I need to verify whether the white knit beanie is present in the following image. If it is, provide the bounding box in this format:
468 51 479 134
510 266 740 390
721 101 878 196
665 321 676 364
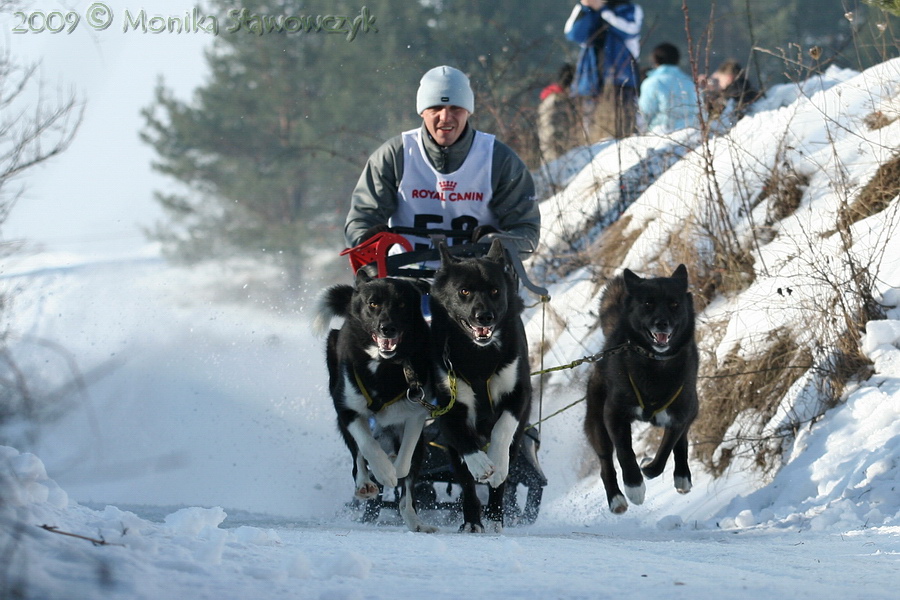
416 66 475 115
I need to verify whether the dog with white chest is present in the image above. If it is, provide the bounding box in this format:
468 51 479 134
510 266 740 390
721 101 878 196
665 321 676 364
428 240 533 533
314 271 436 533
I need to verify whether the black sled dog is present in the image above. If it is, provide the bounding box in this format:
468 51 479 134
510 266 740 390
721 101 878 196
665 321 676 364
314 271 437 533
584 265 699 514
429 240 532 533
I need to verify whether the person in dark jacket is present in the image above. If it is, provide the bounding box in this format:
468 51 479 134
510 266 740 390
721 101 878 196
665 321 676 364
345 66 540 257
564 0 643 140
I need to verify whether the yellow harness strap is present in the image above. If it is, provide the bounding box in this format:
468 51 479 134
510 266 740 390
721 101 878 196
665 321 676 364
353 368 404 412
433 367 494 418
627 371 683 418
429 370 457 417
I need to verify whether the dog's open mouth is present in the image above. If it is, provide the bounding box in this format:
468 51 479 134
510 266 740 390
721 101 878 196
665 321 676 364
462 319 495 345
372 334 401 357
650 330 671 349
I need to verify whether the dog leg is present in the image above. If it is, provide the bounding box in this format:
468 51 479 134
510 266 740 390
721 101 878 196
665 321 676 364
393 411 427 480
597 450 629 514
398 477 438 533
353 453 379 499
485 411 519 488
584 385 630 513
482 483 505 534
450 449 485 533
608 415 646 506
672 429 692 494
348 418 398 489
640 423 687 480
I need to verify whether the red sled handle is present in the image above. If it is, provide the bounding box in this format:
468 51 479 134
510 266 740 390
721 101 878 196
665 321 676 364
339 232 413 278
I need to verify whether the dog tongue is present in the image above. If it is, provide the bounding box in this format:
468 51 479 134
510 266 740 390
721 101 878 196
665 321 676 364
653 332 670 346
475 326 493 339
375 335 399 352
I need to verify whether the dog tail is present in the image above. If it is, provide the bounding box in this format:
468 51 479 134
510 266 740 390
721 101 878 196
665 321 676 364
599 276 626 339
311 284 354 336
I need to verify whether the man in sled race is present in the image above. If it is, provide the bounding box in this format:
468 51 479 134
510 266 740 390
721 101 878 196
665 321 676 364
344 65 541 259
338 66 548 530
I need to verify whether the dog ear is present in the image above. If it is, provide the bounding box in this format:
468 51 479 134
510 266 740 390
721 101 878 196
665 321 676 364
671 264 689 294
671 264 688 281
486 238 506 263
622 268 641 293
355 268 373 286
438 241 456 267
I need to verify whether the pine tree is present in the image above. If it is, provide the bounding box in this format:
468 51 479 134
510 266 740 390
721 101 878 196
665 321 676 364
143 1 333 280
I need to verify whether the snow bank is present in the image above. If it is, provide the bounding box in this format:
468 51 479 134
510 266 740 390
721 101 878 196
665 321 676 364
0 447 318 599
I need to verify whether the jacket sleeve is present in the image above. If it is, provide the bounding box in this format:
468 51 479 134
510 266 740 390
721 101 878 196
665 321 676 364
564 4 600 45
343 136 404 248
599 5 642 37
489 140 541 254
638 73 660 123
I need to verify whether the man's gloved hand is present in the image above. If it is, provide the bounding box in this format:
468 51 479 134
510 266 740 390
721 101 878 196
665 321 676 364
470 225 500 242
359 223 390 243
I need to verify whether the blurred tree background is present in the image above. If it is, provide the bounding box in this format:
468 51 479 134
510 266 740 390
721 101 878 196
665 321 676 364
141 0 894 285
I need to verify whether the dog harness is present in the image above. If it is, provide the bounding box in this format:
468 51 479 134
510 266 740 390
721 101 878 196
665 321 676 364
627 370 683 421
352 367 406 413
353 361 455 418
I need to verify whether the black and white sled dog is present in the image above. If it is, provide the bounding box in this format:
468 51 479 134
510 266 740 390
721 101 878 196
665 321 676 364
314 270 437 533
584 265 699 514
429 240 532 533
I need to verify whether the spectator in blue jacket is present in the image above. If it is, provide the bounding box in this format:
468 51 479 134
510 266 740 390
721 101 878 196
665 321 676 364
638 43 699 134
564 0 643 140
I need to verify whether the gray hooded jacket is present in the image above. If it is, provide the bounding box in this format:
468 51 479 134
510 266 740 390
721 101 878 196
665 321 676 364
344 124 540 254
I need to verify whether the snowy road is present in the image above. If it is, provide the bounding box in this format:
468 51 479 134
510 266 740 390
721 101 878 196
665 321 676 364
3 257 898 599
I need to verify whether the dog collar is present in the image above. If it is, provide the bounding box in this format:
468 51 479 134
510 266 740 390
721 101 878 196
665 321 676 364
627 341 682 361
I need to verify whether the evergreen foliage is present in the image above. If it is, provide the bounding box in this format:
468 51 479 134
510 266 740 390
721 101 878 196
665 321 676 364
864 0 900 17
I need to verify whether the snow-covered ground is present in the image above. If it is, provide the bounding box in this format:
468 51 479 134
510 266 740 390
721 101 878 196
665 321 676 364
2 59 900 599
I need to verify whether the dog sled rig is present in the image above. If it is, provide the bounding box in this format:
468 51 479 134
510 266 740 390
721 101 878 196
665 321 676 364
340 226 550 526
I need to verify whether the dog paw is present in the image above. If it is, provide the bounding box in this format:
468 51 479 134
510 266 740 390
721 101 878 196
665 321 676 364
399 497 438 533
459 522 485 533
674 475 692 494
366 449 398 488
609 495 628 514
485 467 508 488
624 481 646 505
485 452 508 487
463 451 495 483
403 516 439 534
393 460 410 480
640 458 664 479
355 482 379 499
482 519 503 534
368 455 398 489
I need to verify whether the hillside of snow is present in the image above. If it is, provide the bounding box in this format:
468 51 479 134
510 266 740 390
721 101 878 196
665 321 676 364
2 59 900 599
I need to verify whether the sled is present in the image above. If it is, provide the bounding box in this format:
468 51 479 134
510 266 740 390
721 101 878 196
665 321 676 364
340 226 550 298
341 226 549 526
